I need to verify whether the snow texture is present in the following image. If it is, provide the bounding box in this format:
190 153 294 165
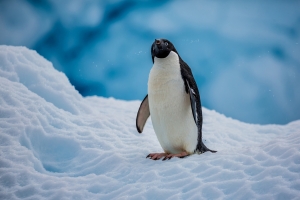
0 45 300 199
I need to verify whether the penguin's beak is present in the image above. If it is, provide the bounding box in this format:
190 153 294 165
152 40 160 55
155 39 161 45
154 39 166 51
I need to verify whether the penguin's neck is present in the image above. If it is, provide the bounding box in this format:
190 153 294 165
153 51 180 71
151 51 181 82
148 51 183 94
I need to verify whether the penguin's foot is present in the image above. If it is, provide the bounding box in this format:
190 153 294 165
146 153 167 160
162 152 189 161
146 152 189 160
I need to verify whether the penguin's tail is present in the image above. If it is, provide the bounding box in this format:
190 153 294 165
195 142 217 154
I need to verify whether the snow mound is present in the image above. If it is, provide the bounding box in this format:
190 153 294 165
0 45 299 199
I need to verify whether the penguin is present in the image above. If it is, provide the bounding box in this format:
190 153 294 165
136 39 216 160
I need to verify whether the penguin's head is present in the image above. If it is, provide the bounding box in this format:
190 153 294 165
151 39 178 62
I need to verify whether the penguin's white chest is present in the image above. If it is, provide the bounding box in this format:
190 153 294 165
148 52 198 154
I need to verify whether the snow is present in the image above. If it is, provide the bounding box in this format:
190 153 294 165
0 45 300 199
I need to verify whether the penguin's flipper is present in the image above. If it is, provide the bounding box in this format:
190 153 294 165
136 95 150 133
186 81 198 124
185 80 217 154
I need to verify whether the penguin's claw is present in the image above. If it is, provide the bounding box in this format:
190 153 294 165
162 156 172 161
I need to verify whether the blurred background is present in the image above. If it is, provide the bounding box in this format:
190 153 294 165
1 0 299 125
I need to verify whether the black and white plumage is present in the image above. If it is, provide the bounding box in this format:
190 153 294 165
136 39 216 160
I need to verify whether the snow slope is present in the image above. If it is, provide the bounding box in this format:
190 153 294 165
0 45 300 199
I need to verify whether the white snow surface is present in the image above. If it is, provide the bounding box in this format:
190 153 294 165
0 45 300 199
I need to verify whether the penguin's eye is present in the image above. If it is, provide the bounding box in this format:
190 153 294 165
165 42 168 46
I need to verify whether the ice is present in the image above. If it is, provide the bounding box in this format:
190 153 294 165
1 0 300 124
0 45 300 199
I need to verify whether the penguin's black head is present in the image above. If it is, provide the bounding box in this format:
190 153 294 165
151 39 178 63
